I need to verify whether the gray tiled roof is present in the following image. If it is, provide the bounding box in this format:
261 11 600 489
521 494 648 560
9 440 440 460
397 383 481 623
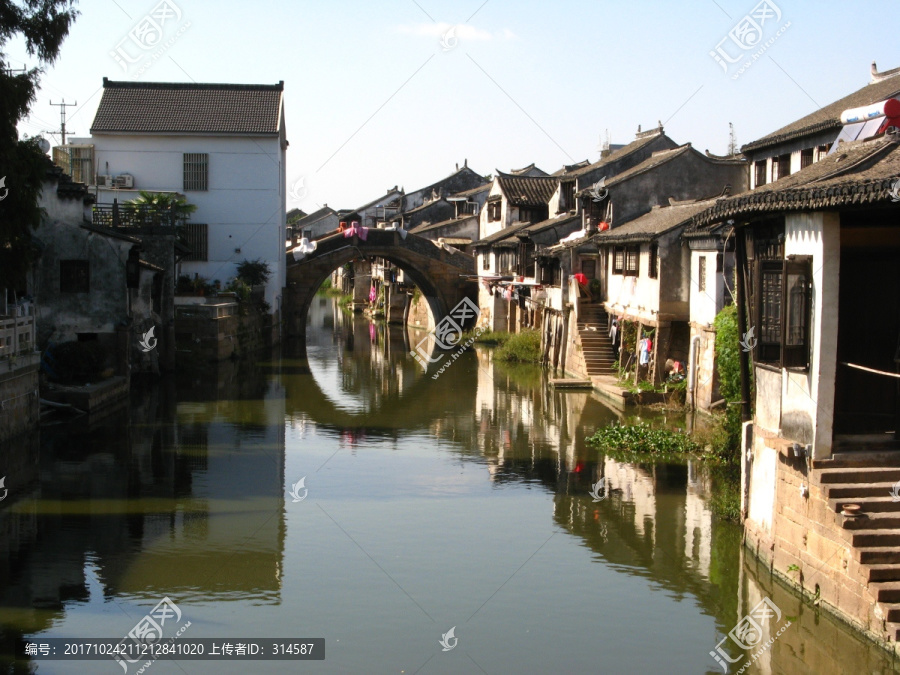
516 213 580 237
496 172 559 206
693 132 900 226
567 131 668 178
409 214 478 235
450 182 492 198
91 78 284 134
596 199 718 243
293 206 337 228
475 220 533 246
742 71 900 153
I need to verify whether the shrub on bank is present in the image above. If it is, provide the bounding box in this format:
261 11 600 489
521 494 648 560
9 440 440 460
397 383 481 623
494 330 541 363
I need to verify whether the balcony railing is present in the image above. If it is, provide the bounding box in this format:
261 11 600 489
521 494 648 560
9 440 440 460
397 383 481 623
92 201 177 229
0 310 35 358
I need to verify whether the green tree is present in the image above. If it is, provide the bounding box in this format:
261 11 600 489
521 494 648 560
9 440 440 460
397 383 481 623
713 304 741 403
0 0 80 292
126 190 197 225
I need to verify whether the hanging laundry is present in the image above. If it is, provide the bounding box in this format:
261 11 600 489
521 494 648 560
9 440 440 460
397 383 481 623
639 337 652 366
343 221 369 240
369 285 377 303
291 237 317 261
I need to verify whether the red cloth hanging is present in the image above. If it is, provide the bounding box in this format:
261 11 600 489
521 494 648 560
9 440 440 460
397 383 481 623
573 273 588 285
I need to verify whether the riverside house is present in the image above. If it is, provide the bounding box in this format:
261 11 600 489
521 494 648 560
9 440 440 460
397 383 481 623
53 78 288 318
694 120 900 648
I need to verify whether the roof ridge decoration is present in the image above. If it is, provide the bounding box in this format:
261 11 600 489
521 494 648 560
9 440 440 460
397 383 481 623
872 61 900 84
635 121 664 139
102 77 284 91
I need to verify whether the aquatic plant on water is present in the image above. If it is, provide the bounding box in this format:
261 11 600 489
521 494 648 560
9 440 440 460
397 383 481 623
586 421 700 457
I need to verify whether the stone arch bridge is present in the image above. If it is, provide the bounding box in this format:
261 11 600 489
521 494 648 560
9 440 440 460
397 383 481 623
283 229 476 342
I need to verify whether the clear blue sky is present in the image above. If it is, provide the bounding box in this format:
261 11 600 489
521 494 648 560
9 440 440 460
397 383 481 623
10 0 900 212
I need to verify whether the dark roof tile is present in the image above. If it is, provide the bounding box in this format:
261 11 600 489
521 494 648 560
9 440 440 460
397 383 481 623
91 79 284 135
496 172 558 206
742 71 900 153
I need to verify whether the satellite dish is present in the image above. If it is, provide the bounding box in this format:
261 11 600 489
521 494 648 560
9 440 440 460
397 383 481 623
37 137 51 154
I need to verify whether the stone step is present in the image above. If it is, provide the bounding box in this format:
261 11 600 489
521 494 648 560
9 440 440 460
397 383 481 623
859 547 900 565
866 564 900 582
885 621 900 642
841 512 900 530
815 451 900 468
818 466 900 484
884 603 900 622
830 496 900 514
826 482 900 499
871 581 900 603
851 530 900 548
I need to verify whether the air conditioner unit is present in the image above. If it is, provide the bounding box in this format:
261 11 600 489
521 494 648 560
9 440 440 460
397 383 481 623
114 174 134 188
96 175 113 187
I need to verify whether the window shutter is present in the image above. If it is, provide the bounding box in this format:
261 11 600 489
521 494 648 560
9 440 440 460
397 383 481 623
757 260 783 364
782 255 812 369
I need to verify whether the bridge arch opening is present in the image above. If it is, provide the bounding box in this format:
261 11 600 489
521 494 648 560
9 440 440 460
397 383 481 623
283 230 477 350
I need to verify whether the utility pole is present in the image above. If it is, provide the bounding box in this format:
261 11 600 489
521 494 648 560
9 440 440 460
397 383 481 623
49 99 77 145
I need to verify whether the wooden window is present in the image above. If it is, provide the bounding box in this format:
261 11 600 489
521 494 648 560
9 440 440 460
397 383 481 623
817 144 831 161
773 153 791 181
559 181 575 213
181 223 208 261
183 153 209 191
624 246 639 277
698 256 707 292
539 259 561 286
498 250 516 274
716 252 723 273
649 244 658 279
487 201 501 222
757 260 783 363
754 160 767 187
800 148 814 169
754 255 811 369
612 246 625 275
482 252 491 271
782 257 812 369
60 260 90 293
517 242 535 278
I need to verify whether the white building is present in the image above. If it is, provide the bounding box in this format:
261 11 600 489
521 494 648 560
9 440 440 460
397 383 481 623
60 78 288 313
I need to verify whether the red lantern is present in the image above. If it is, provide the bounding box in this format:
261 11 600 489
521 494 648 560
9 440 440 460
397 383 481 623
598 221 610 231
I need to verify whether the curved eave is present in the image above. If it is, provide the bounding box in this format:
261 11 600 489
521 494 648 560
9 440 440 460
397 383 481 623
691 178 900 227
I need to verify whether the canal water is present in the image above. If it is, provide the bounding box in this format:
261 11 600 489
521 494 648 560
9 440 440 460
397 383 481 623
0 295 897 674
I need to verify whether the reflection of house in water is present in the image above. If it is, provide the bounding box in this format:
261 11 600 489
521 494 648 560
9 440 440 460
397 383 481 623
0 362 287 648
